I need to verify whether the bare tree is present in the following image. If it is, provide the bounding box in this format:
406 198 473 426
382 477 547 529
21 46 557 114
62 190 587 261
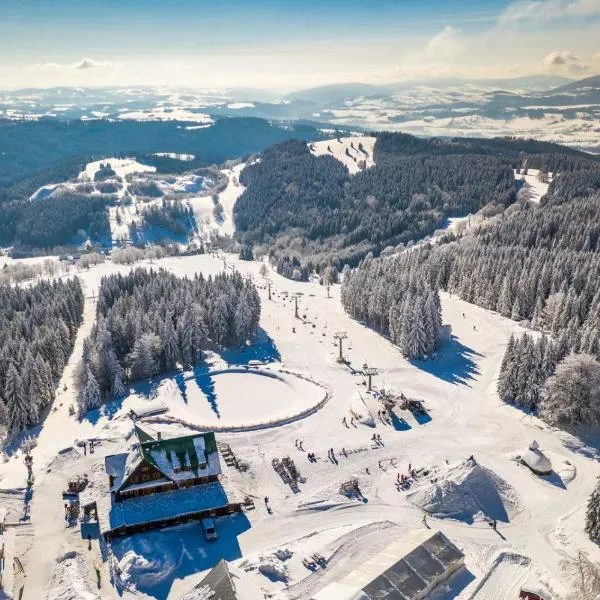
562 550 600 600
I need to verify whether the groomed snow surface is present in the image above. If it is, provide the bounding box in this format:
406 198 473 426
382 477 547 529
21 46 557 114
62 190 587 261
2 251 600 600
135 367 326 430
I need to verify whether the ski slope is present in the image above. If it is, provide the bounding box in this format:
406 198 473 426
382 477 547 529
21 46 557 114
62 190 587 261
187 162 246 242
0 251 599 599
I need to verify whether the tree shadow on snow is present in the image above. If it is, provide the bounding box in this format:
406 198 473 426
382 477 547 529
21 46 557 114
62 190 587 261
218 327 280 366
410 337 482 386
84 396 124 425
111 513 250 600
174 371 189 405
192 366 220 418
561 426 600 461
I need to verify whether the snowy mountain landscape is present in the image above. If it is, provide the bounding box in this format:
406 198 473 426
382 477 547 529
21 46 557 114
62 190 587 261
0 126 599 600
3 74 600 152
2 1 600 599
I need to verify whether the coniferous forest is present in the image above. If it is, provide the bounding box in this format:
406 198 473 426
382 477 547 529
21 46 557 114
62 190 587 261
0 279 84 432
78 268 261 414
0 117 326 251
234 133 600 276
341 253 442 359
340 146 600 428
234 137 517 273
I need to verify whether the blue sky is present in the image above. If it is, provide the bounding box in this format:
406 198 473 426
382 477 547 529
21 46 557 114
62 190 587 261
0 0 598 89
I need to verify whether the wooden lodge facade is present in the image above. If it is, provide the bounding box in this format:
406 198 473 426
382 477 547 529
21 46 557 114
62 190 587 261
84 425 243 540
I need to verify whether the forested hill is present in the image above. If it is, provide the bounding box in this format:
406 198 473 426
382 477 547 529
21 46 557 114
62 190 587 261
0 117 323 252
342 149 600 429
235 133 597 277
0 117 322 202
373 132 594 163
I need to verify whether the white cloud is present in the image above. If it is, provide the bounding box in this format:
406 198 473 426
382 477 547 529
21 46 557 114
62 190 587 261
500 0 600 24
30 57 113 72
543 50 590 74
374 27 464 81
544 50 579 65
74 58 112 70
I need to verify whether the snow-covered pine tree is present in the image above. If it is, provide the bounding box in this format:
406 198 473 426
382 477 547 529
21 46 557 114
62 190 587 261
4 364 28 432
81 366 102 414
210 294 232 346
235 291 253 345
162 314 179 372
129 334 162 380
586 478 600 544
0 396 8 430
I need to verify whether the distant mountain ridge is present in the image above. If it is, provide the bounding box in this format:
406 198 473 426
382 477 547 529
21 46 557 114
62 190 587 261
282 75 574 105
552 74 600 93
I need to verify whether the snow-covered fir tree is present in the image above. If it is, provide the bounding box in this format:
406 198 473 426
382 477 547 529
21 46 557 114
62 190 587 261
80 366 102 415
586 478 600 544
497 333 562 411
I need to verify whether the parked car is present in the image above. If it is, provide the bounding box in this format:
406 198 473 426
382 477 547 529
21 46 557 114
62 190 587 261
202 518 218 541
520 589 547 600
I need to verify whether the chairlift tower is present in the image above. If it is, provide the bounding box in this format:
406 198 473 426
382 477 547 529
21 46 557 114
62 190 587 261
362 363 378 391
334 331 348 362
264 278 272 301
292 292 303 319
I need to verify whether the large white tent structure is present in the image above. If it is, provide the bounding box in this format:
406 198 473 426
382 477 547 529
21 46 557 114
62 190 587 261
312 530 464 600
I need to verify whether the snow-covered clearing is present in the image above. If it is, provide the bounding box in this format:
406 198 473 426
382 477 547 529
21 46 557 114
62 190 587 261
153 153 195 161
2 252 600 599
309 136 376 174
188 162 246 242
116 108 214 124
514 168 553 203
79 158 156 183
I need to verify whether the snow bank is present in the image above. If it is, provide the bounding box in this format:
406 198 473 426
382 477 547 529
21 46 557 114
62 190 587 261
115 544 179 592
43 552 100 600
408 459 518 523
255 553 290 582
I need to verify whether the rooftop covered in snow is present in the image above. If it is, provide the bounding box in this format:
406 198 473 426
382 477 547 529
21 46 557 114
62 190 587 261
181 559 265 600
313 530 464 600
105 426 221 495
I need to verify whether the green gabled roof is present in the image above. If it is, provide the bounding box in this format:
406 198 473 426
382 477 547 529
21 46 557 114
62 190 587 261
138 431 219 481
134 424 156 443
